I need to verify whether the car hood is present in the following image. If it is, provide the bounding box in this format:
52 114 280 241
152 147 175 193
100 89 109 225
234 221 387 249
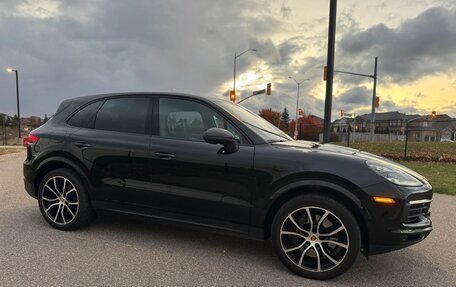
271 140 428 182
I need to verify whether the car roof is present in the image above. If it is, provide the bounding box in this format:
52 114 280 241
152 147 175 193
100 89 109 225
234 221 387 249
69 92 210 103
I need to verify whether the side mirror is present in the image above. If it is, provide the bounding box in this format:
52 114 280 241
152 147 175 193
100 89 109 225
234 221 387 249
203 128 239 154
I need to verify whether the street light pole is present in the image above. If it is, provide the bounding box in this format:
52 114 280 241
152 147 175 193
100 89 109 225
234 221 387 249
233 48 256 102
334 57 378 142
289 77 310 139
7 68 21 139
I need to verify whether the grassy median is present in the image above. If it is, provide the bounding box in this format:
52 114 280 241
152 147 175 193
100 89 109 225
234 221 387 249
334 141 456 162
400 162 456 195
332 141 456 195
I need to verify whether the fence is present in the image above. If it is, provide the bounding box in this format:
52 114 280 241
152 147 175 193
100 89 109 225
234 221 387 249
321 132 406 143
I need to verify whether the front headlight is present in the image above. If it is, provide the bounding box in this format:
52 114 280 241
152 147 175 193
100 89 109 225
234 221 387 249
366 160 423 187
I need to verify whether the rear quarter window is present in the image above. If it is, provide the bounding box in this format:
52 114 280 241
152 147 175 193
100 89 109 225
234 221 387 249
67 101 104 128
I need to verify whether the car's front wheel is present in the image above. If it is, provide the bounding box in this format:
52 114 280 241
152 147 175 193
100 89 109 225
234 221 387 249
38 168 95 230
272 194 361 280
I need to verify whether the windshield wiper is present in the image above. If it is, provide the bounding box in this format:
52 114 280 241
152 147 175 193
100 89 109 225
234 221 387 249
242 121 291 141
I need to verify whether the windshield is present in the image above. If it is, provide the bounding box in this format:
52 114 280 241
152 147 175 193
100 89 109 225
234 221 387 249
214 100 293 143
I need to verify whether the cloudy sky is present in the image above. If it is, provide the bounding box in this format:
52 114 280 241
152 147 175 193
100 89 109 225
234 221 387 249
1 0 455 120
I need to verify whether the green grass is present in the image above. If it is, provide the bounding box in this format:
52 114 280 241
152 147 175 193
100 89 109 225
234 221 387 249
334 141 456 162
332 142 456 195
400 162 456 195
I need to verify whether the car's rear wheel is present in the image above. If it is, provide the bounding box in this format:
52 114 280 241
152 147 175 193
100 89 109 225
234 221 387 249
38 168 95 230
272 194 361 280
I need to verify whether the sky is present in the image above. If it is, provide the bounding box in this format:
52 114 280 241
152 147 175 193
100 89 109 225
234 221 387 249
0 0 455 120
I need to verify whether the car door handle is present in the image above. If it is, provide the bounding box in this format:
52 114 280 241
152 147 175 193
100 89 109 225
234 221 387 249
74 142 91 149
154 152 175 160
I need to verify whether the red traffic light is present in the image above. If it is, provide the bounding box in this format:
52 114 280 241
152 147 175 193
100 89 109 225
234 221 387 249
230 90 236 103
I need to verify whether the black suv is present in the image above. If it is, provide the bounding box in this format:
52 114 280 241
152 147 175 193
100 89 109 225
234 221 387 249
23 93 433 280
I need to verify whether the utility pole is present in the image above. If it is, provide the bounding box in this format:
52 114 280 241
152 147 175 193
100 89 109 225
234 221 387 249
370 57 378 142
323 0 337 143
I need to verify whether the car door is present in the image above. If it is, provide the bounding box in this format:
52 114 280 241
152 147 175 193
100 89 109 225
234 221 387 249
66 96 153 206
147 96 256 229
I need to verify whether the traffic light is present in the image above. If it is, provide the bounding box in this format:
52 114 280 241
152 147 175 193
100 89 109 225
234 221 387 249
375 96 380 108
266 83 271 95
340 109 344 117
230 90 236 103
431 111 436 119
324 66 327 81
298 108 303 116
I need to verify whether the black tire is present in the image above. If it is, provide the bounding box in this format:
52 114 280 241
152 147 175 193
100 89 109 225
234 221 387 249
37 168 95 230
271 194 361 280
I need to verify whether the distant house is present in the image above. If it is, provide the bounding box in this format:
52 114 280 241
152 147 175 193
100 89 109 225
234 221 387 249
354 112 418 135
407 114 456 142
331 117 353 133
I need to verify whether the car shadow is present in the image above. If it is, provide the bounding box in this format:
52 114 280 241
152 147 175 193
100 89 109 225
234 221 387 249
8 207 452 286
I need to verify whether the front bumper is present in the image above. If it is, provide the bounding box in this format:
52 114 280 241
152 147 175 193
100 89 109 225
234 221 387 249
363 181 433 255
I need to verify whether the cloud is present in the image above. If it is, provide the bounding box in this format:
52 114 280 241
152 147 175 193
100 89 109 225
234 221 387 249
338 7 456 84
337 86 372 106
0 1 454 122
0 0 285 116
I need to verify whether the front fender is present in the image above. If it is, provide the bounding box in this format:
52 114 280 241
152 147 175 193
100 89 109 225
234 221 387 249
252 177 372 241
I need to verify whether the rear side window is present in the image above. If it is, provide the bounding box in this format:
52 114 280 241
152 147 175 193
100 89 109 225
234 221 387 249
94 97 150 134
68 101 104 128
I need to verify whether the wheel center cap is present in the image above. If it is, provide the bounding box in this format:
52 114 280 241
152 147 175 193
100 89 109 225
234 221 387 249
310 235 317 241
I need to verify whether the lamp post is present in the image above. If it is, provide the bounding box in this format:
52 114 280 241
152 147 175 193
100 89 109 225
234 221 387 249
6 68 21 139
233 48 256 102
289 77 310 140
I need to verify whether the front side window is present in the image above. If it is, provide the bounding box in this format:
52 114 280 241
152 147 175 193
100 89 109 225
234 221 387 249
213 100 293 143
159 98 244 143
94 97 150 134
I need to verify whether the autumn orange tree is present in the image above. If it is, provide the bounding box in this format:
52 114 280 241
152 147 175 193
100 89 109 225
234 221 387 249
289 114 324 141
258 108 281 127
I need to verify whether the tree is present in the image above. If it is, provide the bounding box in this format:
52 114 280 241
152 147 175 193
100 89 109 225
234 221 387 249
279 107 290 133
289 114 324 141
258 108 281 127
12 114 19 127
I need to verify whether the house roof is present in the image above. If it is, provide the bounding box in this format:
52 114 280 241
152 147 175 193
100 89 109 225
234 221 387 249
357 111 409 121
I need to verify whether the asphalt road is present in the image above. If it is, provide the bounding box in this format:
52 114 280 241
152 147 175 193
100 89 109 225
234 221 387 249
1 151 455 287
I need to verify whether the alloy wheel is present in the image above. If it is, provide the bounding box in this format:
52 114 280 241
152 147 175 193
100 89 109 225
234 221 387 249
280 206 349 272
41 176 79 225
